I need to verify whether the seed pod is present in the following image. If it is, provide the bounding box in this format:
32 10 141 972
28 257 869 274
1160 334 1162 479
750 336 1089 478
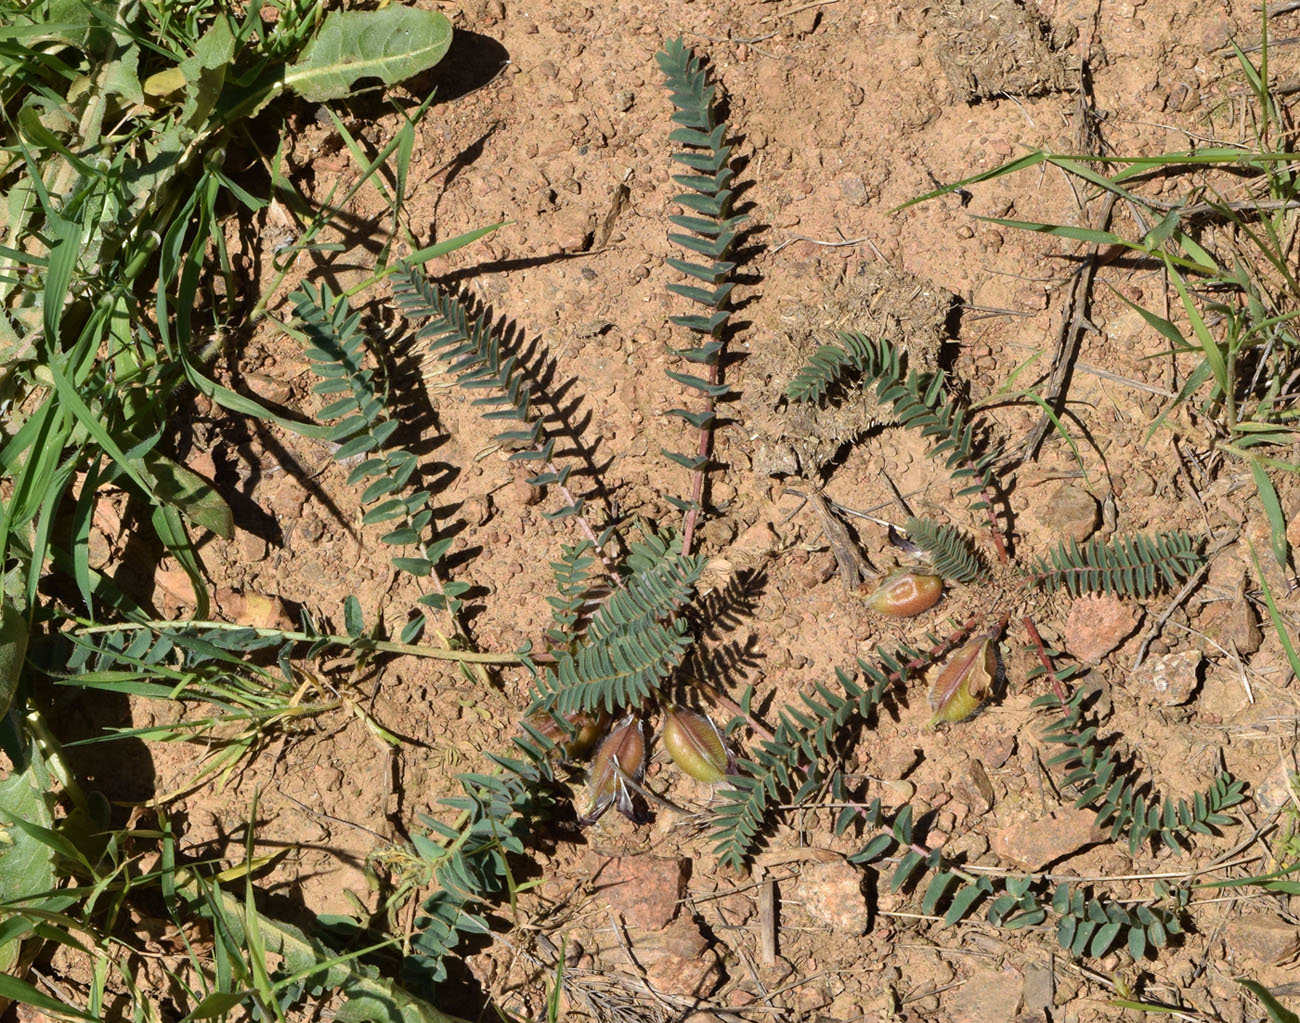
663 705 731 783
525 708 608 759
864 570 943 617
581 714 646 824
928 635 997 726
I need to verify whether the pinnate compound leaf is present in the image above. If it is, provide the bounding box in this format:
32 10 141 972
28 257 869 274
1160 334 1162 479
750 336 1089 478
285 8 453 101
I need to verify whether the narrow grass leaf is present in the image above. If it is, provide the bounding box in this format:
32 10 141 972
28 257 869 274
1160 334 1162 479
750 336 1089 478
149 504 210 619
1163 258 1227 396
891 149 1050 211
975 216 1128 248
0 973 98 1021
1249 457 1290 568
188 992 251 1019
1236 979 1300 1023
1145 360 1212 444
1247 540 1300 685
1107 283 1187 351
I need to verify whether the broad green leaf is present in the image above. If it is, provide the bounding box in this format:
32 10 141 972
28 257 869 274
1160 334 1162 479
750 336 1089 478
139 451 234 539
0 588 26 720
284 8 453 102
143 66 187 100
102 42 144 105
178 17 235 131
0 741 56 976
1 0 107 50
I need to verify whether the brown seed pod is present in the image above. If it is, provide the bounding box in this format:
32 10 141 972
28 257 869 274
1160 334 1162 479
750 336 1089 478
928 635 997 726
864 570 943 617
525 708 609 759
581 714 646 824
663 705 731 783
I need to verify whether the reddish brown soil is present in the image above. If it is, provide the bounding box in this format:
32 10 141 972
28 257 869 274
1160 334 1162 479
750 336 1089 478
78 0 1300 1020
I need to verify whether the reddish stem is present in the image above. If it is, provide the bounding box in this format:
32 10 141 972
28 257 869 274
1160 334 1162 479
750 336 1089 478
982 497 1009 564
679 358 719 558
1022 615 1069 705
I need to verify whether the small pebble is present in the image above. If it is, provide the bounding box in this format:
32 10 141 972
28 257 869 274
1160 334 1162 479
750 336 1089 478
1132 649 1202 706
1041 483 1099 543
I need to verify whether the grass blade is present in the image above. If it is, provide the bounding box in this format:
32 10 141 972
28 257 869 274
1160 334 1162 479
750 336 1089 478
1248 540 1300 686
1249 457 1290 568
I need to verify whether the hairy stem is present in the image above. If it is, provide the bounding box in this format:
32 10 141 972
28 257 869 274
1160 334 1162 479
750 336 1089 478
680 361 719 557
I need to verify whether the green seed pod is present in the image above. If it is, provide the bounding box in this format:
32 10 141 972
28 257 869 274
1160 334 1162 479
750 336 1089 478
582 714 646 824
928 635 996 726
663 705 730 783
864 570 943 617
525 708 608 759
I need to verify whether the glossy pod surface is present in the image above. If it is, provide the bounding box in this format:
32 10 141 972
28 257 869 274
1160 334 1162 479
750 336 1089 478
865 570 943 617
663 705 729 783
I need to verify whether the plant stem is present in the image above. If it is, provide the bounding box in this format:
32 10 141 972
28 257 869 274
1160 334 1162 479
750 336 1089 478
1022 615 1069 704
680 360 718 557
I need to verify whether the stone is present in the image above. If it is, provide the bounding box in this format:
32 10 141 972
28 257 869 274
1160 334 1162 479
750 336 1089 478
794 857 867 934
511 472 542 507
1064 593 1140 664
1224 912 1300 967
1041 484 1099 543
991 806 1104 871
792 7 820 35
236 528 268 563
245 370 291 404
950 966 1024 1023
954 758 995 815
1021 962 1055 1012
638 916 722 998
839 174 870 206
1219 598 1263 655
1132 649 1202 707
592 854 688 930
1254 763 1300 813
553 208 593 253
